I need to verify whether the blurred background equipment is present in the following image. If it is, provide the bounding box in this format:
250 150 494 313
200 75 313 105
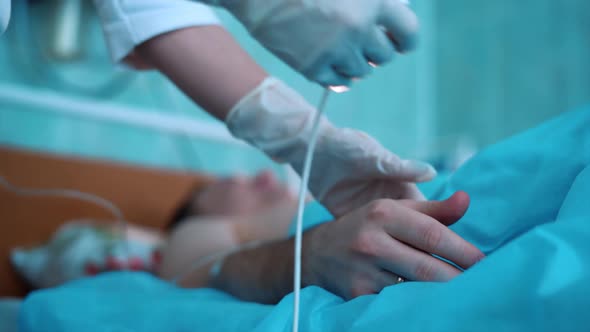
50 0 84 61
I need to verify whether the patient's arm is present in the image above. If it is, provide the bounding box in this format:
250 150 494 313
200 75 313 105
210 237 295 303
210 194 484 303
157 217 240 287
135 26 267 121
157 211 293 287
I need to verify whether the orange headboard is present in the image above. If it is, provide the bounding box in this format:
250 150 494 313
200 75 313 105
0 145 212 297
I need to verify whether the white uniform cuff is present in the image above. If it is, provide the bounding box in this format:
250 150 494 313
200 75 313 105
95 0 220 64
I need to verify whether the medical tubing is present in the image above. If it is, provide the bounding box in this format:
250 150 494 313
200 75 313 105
292 89 331 332
0 175 130 268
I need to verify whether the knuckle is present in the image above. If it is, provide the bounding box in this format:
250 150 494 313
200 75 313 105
338 9 374 36
460 243 483 268
420 225 443 251
402 13 420 37
414 261 437 281
457 243 473 265
366 199 395 222
342 12 365 32
389 6 420 49
350 230 379 256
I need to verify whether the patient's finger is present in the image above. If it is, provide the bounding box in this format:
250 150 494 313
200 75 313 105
384 206 484 269
375 234 462 281
374 269 407 291
398 191 470 226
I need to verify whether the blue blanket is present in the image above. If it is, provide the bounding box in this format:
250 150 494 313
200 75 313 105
20 107 590 332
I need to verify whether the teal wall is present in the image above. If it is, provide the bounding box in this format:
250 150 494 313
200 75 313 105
435 0 590 150
0 1 589 176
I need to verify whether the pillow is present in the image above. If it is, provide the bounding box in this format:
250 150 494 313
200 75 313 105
11 220 162 289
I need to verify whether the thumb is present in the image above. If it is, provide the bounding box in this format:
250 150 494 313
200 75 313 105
398 191 470 226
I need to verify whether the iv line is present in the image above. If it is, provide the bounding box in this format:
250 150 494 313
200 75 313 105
0 175 130 267
292 88 331 332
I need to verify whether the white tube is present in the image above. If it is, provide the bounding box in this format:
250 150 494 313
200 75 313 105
292 89 330 332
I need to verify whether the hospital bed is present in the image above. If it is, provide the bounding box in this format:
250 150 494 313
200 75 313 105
6 107 590 332
0 145 213 326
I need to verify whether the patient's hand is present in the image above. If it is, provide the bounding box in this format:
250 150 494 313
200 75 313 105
302 191 485 299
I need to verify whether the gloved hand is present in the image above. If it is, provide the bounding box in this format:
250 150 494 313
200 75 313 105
226 77 436 217
204 0 418 87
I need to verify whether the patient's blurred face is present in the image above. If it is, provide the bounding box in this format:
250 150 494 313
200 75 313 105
191 170 294 217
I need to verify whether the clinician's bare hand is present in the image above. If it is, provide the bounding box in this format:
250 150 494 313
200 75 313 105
302 191 484 299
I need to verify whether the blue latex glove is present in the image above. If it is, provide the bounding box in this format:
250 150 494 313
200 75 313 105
206 0 418 87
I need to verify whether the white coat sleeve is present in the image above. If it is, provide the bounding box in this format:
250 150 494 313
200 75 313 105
93 0 220 64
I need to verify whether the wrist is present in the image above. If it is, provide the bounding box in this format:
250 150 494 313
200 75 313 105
225 77 334 162
208 239 295 303
300 226 320 287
